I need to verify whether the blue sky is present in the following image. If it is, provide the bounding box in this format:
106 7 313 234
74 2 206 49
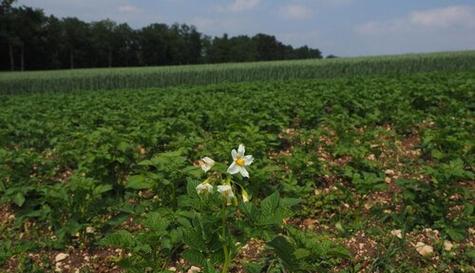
19 0 475 56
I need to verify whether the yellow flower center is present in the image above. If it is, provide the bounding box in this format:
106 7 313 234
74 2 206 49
235 157 245 167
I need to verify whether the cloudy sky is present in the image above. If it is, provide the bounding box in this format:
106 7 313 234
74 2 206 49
18 0 475 56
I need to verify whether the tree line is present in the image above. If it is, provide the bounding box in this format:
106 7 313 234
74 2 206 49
0 0 323 71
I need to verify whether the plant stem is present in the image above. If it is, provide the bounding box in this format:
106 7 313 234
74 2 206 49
222 244 230 273
221 204 230 273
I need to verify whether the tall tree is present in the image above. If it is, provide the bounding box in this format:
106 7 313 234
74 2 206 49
0 1 324 71
43 16 63 69
61 17 90 69
91 19 116 67
208 34 231 63
114 23 137 67
13 6 46 70
139 23 170 65
0 0 18 70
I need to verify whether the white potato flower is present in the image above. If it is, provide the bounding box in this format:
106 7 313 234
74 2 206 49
217 184 235 205
196 182 213 195
227 144 254 178
198 157 215 173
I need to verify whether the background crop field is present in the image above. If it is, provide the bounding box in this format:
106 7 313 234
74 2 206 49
0 56 474 273
1 50 475 95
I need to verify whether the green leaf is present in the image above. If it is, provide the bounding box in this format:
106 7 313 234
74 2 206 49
445 227 465 241
13 192 25 207
335 222 345 233
126 175 153 190
244 262 265 273
142 212 170 232
465 249 475 261
93 184 113 195
99 230 136 249
268 235 299 269
182 249 206 266
118 141 129 152
261 191 280 215
294 248 310 259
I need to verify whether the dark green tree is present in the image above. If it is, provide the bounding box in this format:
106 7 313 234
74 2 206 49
0 0 19 70
61 17 90 69
0 1 323 71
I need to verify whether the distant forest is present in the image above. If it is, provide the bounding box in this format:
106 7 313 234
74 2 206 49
0 0 324 71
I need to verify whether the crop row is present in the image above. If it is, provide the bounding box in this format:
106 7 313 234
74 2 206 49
1 51 475 94
0 72 474 272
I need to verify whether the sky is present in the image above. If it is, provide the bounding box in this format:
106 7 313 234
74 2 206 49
18 0 475 57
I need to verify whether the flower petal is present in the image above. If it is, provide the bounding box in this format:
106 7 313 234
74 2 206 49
200 157 215 172
227 162 240 174
244 155 254 166
217 184 232 193
239 167 249 178
196 182 213 194
231 149 238 160
238 144 245 157
202 157 215 165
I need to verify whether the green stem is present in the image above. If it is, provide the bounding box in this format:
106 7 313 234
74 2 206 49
221 204 231 273
222 244 230 273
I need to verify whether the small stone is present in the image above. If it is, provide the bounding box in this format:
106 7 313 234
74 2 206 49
55 262 63 273
168 267 177 272
444 240 454 251
86 226 95 234
303 218 317 229
415 242 433 257
55 253 69 262
367 154 376 161
391 229 402 239
187 266 201 273
385 169 395 176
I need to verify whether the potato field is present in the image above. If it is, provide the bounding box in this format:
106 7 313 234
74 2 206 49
0 53 474 273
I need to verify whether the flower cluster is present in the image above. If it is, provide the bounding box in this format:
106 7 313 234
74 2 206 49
195 144 254 205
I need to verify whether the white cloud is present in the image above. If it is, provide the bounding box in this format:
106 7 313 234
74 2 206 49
228 0 261 12
356 5 475 35
410 5 475 28
355 20 405 35
280 4 314 20
118 4 140 13
352 5 475 56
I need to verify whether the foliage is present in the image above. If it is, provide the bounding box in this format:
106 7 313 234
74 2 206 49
0 2 321 72
0 70 474 272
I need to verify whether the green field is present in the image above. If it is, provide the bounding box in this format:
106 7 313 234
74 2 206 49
1 50 475 94
0 54 474 273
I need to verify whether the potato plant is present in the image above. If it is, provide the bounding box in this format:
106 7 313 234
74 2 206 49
0 70 474 272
